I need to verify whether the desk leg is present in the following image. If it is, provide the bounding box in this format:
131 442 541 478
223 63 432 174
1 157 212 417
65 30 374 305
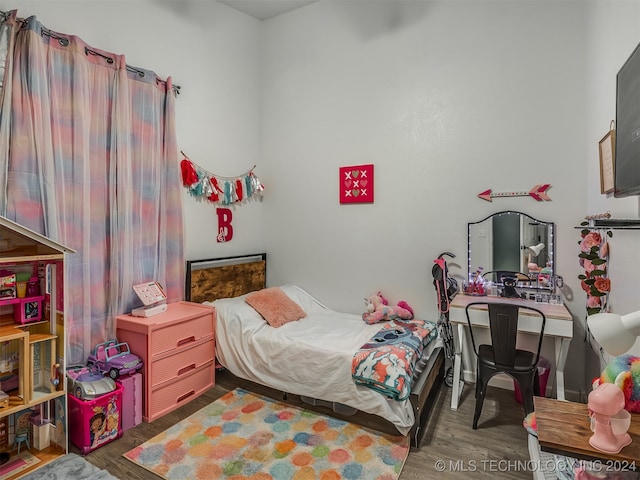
553 337 570 401
451 323 466 410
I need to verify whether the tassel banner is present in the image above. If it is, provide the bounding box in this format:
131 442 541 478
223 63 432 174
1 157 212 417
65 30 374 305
180 152 265 206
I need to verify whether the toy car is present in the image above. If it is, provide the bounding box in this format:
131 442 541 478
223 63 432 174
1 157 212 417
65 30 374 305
66 365 116 400
87 340 143 380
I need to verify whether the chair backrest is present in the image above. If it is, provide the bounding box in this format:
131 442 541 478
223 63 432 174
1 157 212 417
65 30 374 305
465 301 546 367
106 341 119 357
96 344 106 361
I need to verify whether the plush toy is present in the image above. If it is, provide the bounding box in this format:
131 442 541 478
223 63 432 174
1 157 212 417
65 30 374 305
362 291 414 324
593 354 640 413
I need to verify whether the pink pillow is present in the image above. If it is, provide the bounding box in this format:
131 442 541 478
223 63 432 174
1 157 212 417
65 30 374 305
245 287 307 327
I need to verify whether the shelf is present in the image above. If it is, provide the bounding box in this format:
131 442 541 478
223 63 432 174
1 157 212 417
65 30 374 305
0 325 28 341
0 295 43 307
575 218 640 229
0 390 65 418
29 333 57 344
0 253 63 263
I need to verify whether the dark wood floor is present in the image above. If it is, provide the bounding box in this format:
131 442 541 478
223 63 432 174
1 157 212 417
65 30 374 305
76 370 533 479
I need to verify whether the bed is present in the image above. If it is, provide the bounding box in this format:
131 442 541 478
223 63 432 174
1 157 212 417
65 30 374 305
185 253 444 447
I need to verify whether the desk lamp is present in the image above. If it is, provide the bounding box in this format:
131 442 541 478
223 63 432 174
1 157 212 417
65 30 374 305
526 242 545 271
526 242 545 258
587 310 640 356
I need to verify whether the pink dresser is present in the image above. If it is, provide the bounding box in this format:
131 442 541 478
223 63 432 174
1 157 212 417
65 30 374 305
116 301 215 422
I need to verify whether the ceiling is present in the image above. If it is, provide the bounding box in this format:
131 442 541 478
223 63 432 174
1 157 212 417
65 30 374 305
217 0 320 20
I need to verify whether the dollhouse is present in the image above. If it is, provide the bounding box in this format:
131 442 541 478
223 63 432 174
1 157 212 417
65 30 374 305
0 216 74 479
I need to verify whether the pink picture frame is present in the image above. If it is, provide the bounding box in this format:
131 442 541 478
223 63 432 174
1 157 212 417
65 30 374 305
339 164 374 204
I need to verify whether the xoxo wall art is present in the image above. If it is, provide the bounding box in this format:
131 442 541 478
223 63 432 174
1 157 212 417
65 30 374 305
339 164 374 204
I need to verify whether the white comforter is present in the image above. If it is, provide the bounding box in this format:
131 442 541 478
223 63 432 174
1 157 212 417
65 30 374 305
208 284 436 435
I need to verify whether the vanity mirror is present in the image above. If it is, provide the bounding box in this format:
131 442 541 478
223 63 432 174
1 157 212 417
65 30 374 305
468 211 555 293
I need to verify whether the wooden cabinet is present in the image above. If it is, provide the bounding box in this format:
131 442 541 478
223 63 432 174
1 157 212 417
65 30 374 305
115 302 215 422
0 215 74 479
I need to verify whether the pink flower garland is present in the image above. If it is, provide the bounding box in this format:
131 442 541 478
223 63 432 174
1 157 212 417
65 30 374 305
578 224 613 316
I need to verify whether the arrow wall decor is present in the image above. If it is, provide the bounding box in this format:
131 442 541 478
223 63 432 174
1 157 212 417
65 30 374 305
477 184 551 202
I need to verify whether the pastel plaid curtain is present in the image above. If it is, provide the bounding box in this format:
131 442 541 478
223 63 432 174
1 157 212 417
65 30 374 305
0 11 184 364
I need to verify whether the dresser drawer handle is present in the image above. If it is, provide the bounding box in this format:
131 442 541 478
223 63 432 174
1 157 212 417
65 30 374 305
177 390 195 403
176 336 196 347
177 364 196 376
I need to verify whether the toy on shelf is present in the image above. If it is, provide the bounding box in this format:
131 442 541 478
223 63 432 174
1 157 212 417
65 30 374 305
50 363 60 388
14 296 45 325
465 266 486 296
0 270 15 300
29 403 52 451
0 374 18 393
13 409 32 455
86 340 142 380
66 365 116 400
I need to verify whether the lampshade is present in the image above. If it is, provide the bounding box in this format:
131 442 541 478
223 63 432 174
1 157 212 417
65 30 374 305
526 242 545 257
587 310 640 356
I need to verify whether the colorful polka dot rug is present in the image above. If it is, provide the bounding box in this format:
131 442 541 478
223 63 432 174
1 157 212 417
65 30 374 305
123 388 410 480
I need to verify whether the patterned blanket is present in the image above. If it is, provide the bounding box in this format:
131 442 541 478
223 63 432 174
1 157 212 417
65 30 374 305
351 319 437 401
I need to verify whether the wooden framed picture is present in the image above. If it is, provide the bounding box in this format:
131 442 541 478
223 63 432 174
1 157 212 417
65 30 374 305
599 127 615 194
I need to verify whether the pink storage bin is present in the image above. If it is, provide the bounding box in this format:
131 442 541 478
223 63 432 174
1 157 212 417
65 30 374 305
514 356 551 403
68 382 123 455
117 372 142 431
14 296 44 324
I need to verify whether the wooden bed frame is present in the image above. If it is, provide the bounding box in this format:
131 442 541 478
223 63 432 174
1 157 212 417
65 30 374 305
186 253 267 303
185 253 444 448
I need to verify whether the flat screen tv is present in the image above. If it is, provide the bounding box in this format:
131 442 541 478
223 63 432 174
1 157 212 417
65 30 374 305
615 42 640 197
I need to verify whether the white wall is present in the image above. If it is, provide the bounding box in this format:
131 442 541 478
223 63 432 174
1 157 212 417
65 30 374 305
584 1 640 373
4 0 640 400
1 0 266 262
261 1 587 397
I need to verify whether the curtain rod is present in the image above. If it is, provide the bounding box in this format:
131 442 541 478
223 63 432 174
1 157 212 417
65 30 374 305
0 9 181 95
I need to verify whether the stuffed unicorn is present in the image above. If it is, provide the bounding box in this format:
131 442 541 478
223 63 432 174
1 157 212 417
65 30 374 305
362 291 414 325
594 354 640 413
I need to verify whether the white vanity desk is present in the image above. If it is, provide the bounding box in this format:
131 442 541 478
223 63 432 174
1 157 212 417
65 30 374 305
448 294 573 410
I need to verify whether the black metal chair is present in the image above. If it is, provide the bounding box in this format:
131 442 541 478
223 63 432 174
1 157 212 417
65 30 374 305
465 301 546 429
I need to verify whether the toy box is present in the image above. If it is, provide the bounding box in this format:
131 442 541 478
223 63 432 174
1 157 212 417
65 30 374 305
68 383 123 455
117 372 142 431
14 296 44 324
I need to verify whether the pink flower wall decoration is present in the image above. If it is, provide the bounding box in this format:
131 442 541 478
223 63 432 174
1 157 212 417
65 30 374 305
578 222 612 316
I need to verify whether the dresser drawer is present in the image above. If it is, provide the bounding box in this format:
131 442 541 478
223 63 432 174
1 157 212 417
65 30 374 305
148 362 214 422
151 339 214 388
150 312 214 356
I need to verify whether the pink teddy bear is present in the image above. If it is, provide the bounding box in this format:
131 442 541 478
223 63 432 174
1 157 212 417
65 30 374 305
362 291 414 324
